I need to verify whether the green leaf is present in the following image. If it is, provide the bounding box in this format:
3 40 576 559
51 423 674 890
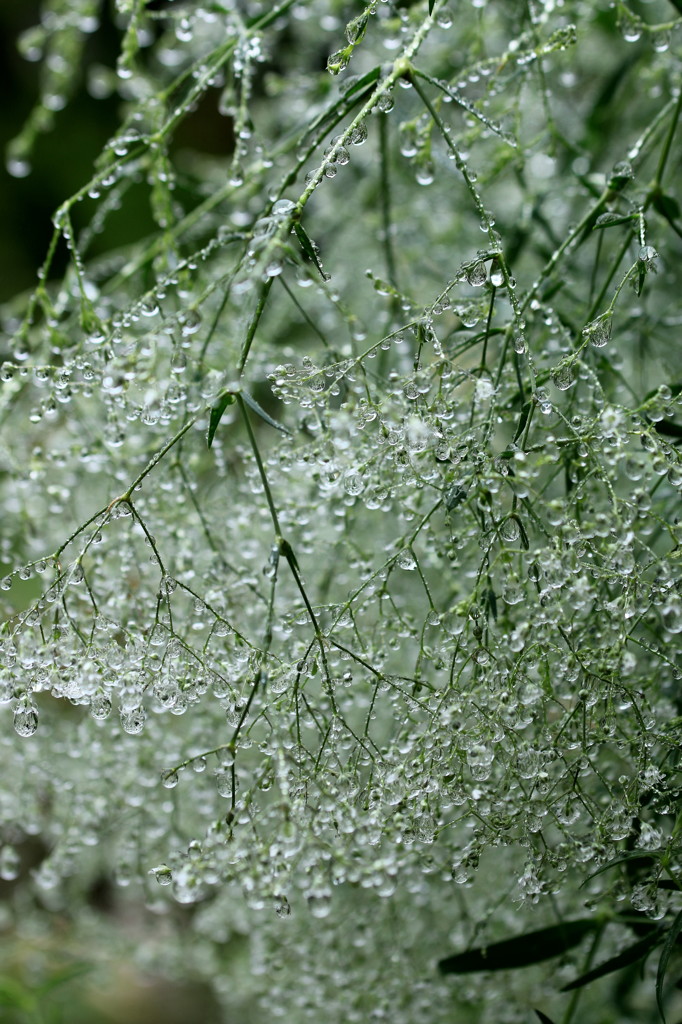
294 223 328 280
561 929 664 992
38 962 93 996
580 850 658 887
342 65 381 100
207 390 236 448
0 977 34 1010
651 189 681 225
242 390 291 435
438 919 597 974
654 419 682 443
429 0 436 14
657 909 682 1023
534 1012 558 1024
279 538 300 573
513 401 532 443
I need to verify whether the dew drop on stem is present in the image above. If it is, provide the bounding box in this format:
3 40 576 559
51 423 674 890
582 313 612 348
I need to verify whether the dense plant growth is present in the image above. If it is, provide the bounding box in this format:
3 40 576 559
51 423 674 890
1 1 682 1021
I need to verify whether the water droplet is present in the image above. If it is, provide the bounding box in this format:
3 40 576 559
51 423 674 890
475 377 495 401
397 549 416 570
499 517 520 543
327 48 350 75
272 198 296 216
150 864 173 886
6 156 31 179
161 769 179 789
308 894 332 918
178 309 202 336
619 11 642 42
652 30 670 53
502 583 524 605
582 313 612 348
638 245 657 268
343 470 364 496
415 159 434 186
399 123 418 158
348 122 368 146
120 706 146 734
14 703 38 737
551 364 576 390
466 262 487 287
489 261 504 287
91 693 112 720
611 160 634 182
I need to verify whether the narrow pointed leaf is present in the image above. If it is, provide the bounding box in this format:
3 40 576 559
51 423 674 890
657 909 682 1023
207 391 236 448
294 223 327 280
429 0 436 14
652 189 681 225
280 538 300 573
580 850 658 887
654 419 682 442
438 919 597 974
535 1012 558 1024
342 65 381 100
561 929 664 992
242 390 291 435
513 401 532 443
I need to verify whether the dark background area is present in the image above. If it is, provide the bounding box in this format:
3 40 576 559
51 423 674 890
0 2 239 308
0 2 124 303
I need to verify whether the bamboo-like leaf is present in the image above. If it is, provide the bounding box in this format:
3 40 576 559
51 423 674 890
561 929 664 992
207 391 236 448
38 962 93 995
592 212 638 230
513 401 532 443
428 0 436 15
342 65 381 100
657 909 682 1023
438 919 597 974
242 390 291 435
279 538 300 573
652 189 681 225
580 851 658 887
534 1011 558 1024
294 223 328 280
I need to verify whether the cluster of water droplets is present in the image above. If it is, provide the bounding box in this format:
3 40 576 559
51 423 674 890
2 0 682 1021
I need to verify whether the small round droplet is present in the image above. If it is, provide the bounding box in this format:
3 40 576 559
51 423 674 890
178 309 202 336
161 769 179 789
349 122 368 146
150 864 173 886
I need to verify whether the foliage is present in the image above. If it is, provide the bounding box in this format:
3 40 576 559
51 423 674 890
1 0 682 1021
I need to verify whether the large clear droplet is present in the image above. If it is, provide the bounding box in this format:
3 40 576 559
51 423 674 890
120 706 146 734
551 364 576 391
582 313 612 349
14 703 38 737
